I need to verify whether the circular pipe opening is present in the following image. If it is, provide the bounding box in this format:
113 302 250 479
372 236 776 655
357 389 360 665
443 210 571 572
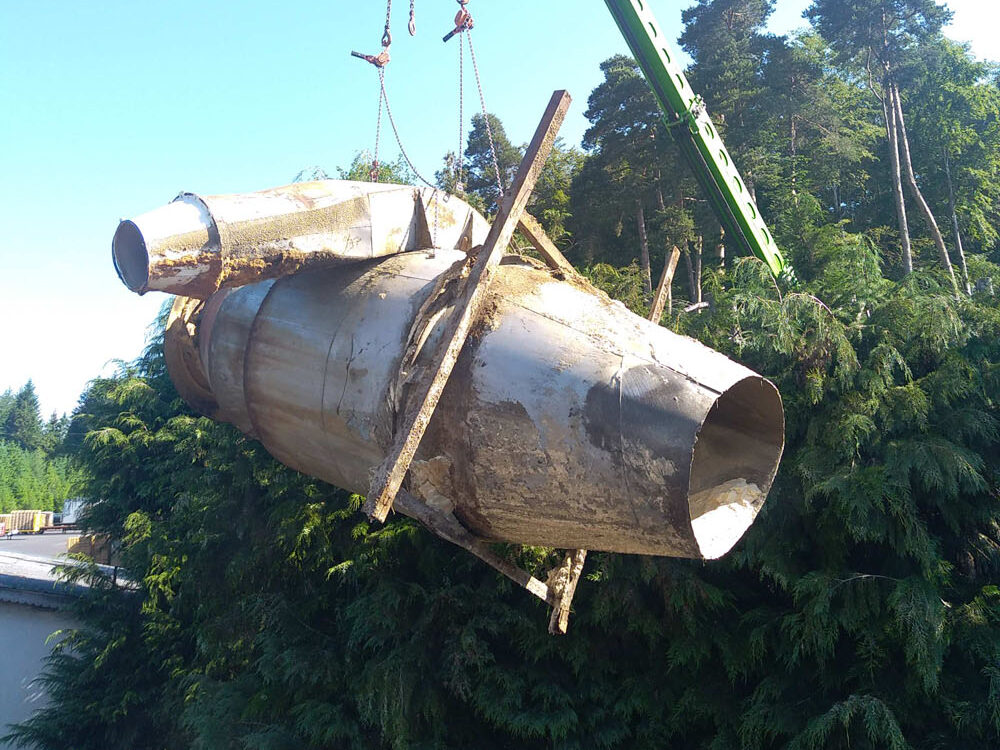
112 220 150 293
688 376 784 559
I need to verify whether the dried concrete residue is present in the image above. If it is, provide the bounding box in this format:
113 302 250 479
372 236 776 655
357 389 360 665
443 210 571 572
409 456 455 515
689 478 763 559
218 248 326 291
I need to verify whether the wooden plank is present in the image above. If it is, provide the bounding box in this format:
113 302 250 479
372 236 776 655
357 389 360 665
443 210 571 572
649 245 682 323
547 548 588 635
517 213 578 277
394 491 554 605
364 90 573 522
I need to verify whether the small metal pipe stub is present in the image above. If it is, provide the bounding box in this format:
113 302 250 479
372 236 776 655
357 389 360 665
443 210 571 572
112 180 490 299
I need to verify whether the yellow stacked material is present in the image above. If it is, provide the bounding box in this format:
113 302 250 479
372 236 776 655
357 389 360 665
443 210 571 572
41 512 54 528
10 510 44 533
67 534 116 565
0 514 11 535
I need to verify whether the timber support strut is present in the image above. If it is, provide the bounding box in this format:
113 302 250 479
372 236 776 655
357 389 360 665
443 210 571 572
364 90 587 633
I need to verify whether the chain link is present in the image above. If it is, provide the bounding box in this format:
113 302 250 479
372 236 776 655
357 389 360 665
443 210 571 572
466 30 504 202
378 69 435 190
408 0 416 35
382 0 392 48
456 31 465 194
371 71 385 182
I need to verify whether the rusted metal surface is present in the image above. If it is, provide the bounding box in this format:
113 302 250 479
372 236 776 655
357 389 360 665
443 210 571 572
365 90 573 523
113 181 490 298
166 248 784 559
163 297 219 419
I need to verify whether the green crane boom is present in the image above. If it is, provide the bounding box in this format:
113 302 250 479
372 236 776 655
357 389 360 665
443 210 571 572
604 0 788 279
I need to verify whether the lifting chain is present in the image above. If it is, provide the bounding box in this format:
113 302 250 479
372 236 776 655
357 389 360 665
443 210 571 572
349 0 499 238
456 29 465 194
350 0 393 68
443 0 501 202
382 0 393 48
370 72 385 182
466 27 504 202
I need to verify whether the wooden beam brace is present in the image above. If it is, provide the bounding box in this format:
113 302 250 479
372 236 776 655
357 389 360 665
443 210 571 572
364 90 573 523
547 548 588 635
394 491 554 606
649 245 682 324
517 213 579 277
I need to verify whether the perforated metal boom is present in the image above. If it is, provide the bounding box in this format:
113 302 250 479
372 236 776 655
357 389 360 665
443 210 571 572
604 0 788 278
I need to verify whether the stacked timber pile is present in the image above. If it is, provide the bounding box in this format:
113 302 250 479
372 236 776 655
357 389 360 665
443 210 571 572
5 510 47 533
67 535 116 566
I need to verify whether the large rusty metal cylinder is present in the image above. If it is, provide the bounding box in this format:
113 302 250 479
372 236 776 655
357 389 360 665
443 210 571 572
165 249 784 559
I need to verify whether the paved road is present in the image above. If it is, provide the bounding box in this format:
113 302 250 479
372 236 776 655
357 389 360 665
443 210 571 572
0 532 76 560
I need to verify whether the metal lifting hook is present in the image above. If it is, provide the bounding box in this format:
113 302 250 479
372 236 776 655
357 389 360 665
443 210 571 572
443 0 472 42
351 0 394 68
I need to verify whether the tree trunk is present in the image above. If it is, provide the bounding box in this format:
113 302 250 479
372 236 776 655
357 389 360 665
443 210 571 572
944 150 972 296
883 85 913 275
891 85 958 292
790 116 799 206
636 200 653 295
694 235 703 304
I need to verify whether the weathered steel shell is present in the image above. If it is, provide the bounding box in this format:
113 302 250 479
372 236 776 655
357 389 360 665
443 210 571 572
165 250 784 559
113 180 489 298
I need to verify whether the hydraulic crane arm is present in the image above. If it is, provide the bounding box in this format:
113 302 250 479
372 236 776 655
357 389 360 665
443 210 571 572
604 0 788 279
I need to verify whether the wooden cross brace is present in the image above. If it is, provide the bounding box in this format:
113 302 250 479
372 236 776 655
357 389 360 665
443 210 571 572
364 90 590 634
364 89 573 523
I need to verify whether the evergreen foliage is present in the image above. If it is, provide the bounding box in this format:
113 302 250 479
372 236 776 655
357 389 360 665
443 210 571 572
461 112 523 216
0 380 80 513
9 3 1000 748
3 381 44 452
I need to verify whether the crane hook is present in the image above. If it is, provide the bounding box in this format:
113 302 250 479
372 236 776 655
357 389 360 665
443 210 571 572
443 0 472 42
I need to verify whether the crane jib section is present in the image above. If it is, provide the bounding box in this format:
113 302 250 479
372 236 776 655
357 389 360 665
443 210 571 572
604 0 788 279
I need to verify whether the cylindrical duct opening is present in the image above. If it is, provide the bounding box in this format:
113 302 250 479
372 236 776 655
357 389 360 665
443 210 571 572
688 376 784 559
112 220 149 293
112 197 216 295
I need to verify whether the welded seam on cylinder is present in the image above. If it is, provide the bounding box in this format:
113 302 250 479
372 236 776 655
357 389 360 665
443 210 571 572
240 279 280 444
336 336 357 417
616 356 642 528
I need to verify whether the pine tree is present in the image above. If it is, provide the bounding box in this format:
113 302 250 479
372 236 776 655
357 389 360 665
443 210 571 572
462 113 523 216
807 0 958 284
680 0 774 198
900 37 1000 293
3 381 44 452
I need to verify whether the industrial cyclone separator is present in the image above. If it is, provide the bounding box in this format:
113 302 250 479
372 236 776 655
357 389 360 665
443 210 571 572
114 180 784 560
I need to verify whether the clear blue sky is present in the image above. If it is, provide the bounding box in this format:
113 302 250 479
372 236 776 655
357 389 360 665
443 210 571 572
0 0 995 417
